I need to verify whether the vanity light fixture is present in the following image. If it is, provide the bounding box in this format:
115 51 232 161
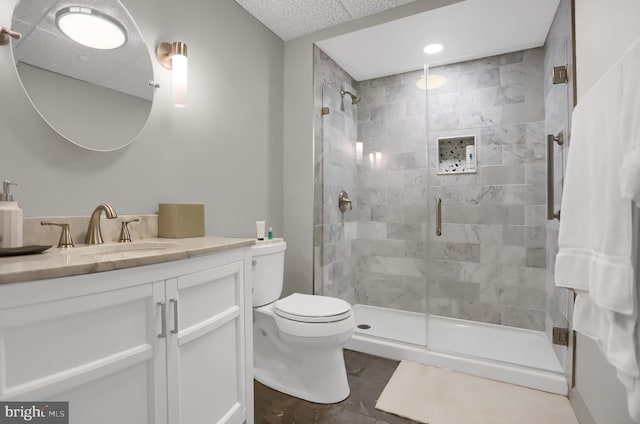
423 43 443 54
55 7 127 50
156 41 188 108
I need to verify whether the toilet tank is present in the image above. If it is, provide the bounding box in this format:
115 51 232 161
251 239 286 307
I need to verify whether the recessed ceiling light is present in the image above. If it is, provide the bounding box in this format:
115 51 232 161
56 6 127 50
416 75 447 90
423 43 444 54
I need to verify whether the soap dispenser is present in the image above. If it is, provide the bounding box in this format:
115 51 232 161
0 180 23 248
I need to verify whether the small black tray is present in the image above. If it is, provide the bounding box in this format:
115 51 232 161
0 245 52 257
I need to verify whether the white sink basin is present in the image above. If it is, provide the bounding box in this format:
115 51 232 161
66 241 180 258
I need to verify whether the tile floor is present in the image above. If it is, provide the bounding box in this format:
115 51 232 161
254 350 418 423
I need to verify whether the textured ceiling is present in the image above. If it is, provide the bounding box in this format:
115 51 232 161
232 0 420 41
11 0 153 101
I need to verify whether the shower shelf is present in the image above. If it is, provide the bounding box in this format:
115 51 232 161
437 135 477 174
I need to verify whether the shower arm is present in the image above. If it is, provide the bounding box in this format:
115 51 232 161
340 89 361 104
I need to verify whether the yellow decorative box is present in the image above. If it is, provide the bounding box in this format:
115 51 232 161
158 203 205 238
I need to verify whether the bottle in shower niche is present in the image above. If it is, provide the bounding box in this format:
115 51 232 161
465 145 475 171
0 180 23 248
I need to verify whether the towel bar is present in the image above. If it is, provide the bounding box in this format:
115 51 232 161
547 132 563 221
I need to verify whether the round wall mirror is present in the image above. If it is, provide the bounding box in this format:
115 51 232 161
11 0 154 152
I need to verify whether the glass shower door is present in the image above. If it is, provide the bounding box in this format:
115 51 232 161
347 67 429 347
313 45 429 348
424 37 573 376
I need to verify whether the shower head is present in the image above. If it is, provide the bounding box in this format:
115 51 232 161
340 89 361 105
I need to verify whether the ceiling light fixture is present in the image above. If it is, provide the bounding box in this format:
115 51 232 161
423 43 444 54
56 7 127 50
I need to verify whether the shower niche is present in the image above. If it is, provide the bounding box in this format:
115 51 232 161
437 135 477 174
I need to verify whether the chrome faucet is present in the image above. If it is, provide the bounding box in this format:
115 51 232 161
85 203 118 245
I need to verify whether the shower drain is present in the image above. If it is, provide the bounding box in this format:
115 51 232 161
357 324 371 330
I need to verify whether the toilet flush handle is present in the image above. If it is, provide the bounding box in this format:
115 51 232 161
252 259 257 266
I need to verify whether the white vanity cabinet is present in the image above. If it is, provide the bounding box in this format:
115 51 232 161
0 247 253 424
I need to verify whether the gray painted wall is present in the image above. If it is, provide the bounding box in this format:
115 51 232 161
574 1 640 423
0 0 283 240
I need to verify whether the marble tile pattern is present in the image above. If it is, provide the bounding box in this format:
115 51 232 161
543 0 574 370
422 48 547 330
313 46 359 303
341 48 547 329
315 45 557 330
353 68 428 314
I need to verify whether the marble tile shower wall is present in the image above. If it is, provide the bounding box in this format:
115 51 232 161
315 46 554 331
353 69 429 313
425 48 548 330
313 46 358 303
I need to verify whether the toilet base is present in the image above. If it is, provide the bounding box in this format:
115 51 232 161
254 347 350 404
253 308 353 404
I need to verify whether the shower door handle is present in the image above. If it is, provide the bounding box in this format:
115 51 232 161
547 133 563 221
436 198 442 237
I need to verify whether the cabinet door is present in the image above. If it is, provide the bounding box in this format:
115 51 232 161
166 261 246 424
0 281 167 424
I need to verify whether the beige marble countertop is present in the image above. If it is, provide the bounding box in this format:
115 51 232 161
0 237 255 284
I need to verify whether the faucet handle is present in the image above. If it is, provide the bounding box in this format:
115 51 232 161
119 218 139 243
41 221 74 248
338 190 353 213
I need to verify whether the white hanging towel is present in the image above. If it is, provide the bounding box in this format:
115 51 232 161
555 38 640 422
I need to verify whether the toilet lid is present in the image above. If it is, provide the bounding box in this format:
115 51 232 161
274 293 352 323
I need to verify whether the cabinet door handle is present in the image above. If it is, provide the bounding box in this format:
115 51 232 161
170 298 179 334
158 302 167 339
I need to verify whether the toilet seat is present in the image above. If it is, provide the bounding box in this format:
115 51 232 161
274 293 352 323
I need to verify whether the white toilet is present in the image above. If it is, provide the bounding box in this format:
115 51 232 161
251 239 355 404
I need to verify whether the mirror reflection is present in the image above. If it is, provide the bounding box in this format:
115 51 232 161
11 0 154 151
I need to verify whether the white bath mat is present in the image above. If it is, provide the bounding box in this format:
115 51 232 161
375 360 579 424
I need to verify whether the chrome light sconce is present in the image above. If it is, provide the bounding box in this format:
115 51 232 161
156 41 188 108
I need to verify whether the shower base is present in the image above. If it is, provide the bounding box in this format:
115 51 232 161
345 304 567 395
